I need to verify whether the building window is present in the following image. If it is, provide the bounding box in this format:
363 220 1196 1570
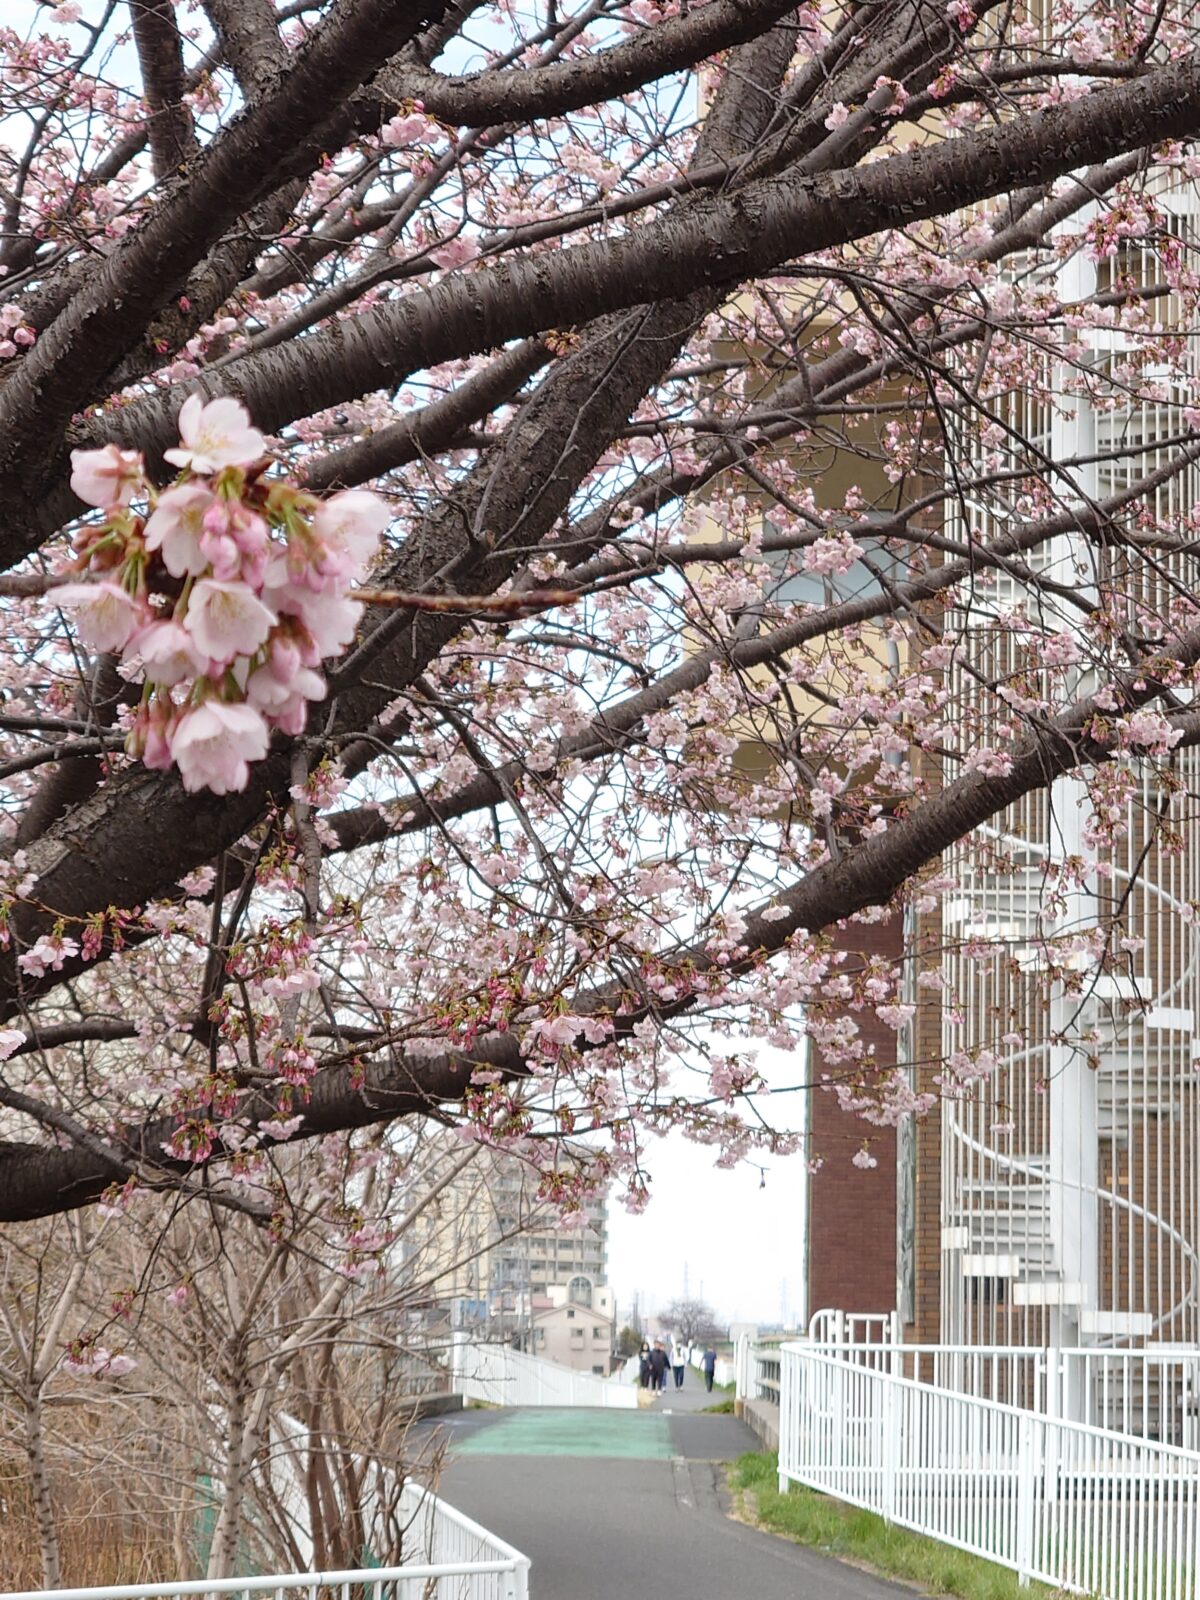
593 1326 606 1339
567 1275 593 1308
592 1365 605 1376
566 1308 575 1319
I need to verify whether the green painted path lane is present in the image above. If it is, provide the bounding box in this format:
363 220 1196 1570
452 1406 673 1458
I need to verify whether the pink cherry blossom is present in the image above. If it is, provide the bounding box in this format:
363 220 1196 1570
171 701 270 793
63 1347 136 1378
266 631 304 684
163 394 266 475
139 699 177 771
18 934 81 976
270 585 362 657
246 663 326 725
431 236 479 271
0 1028 25 1059
381 109 437 147
70 443 143 508
202 498 269 580
131 620 204 686
183 578 276 663
52 581 142 652
260 1115 305 1140
310 489 390 583
144 483 214 576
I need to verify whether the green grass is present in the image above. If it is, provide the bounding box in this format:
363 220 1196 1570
728 1453 1053 1600
701 1397 735 1413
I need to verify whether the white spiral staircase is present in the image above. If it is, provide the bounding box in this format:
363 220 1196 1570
941 827 1200 1350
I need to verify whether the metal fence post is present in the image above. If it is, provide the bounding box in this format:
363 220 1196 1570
778 1344 790 1493
881 1368 899 1524
1015 1411 1036 1587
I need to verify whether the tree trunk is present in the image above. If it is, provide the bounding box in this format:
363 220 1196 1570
207 1350 251 1581
24 1389 61 1590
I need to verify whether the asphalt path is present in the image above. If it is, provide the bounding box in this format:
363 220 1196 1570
413 1403 915 1600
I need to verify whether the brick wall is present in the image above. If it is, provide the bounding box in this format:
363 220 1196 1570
908 905 943 1344
807 914 901 1318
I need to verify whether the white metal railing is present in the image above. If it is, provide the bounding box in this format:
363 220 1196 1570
0 1550 529 1600
734 1336 783 1406
0 1479 529 1600
779 1341 1200 1600
397 1478 529 1593
451 1337 637 1408
754 1347 781 1404
808 1339 1200 1449
808 1309 899 1346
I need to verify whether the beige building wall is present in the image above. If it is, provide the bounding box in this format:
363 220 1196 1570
533 1290 616 1374
402 1137 609 1322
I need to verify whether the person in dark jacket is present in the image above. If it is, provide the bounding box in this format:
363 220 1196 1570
647 1340 669 1392
638 1342 651 1388
702 1345 718 1392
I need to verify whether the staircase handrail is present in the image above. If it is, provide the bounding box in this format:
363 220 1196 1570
947 821 1200 1338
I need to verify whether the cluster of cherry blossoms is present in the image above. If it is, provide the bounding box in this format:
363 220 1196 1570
52 397 389 794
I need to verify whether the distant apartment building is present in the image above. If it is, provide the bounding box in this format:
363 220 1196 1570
402 1136 610 1340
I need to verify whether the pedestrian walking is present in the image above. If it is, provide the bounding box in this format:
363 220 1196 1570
702 1345 717 1392
648 1339 669 1392
638 1341 651 1388
670 1336 686 1390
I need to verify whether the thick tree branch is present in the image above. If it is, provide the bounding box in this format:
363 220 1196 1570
379 0 801 124
129 0 199 180
0 0 448 518
20 46 1193 562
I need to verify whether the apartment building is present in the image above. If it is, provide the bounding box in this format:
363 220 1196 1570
792 193 1200 1378
922 207 1200 1359
402 1136 610 1335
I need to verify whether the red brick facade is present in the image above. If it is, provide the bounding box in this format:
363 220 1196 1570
806 914 901 1319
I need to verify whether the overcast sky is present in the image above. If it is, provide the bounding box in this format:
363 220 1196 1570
605 1044 811 1330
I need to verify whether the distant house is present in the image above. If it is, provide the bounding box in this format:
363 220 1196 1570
531 1276 615 1375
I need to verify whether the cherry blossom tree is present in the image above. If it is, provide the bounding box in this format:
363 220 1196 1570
0 1130 467 1585
0 0 1198 1247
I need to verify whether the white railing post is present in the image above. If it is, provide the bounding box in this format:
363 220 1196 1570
1015 1411 1036 1587
881 1368 899 1524
779 1344 790 1493
450 1329 467 1385
1042 1350 1060 1508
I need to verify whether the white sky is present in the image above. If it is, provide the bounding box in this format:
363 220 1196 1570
606 1044 811 1330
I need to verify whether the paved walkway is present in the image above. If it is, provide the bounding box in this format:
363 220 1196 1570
414 1404 913 1600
